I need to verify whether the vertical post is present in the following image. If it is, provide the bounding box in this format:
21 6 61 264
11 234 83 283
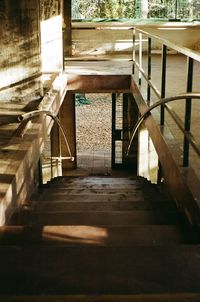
111 93 116 168
147 37 152 104
63 0 72 58
175 0 178 20
51 117 62 177
60 92 77 172
160 44 167 126
38 158 43 186
139 33 142 86
183 57 193 167
132 28 136 74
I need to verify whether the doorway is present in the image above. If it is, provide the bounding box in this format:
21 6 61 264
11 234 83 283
75 92 137 174
76 93 112 174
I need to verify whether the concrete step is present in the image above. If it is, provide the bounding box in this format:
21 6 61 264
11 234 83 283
33 200 177 212
46 181 156 191
0 225 197 246
18 210 182 226
35 193 170 203
1 293 200 302
0 245 200 295
39 188 161 196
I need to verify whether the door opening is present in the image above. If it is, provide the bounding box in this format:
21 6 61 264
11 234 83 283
75 92 137 174
76 93 112 174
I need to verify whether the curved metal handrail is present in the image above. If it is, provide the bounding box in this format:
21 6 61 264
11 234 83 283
18 110 74 161
126 93 200 156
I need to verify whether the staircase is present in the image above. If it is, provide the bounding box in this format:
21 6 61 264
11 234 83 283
0 175 200 301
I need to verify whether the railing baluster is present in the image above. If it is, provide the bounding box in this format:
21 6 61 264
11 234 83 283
139 33 142 85
183 57 193 166
132 28 136 74
160 44 167 125
112 93 116 168
147 37 152 104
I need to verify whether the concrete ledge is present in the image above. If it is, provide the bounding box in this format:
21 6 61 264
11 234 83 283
67 74 131 92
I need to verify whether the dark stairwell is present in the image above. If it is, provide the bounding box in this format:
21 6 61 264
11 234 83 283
0 173 199 300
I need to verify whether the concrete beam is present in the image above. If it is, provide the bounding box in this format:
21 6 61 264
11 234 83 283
67 75 131 93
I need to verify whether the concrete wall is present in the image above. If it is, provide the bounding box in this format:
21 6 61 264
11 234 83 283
0 0 64 102
72 22 200 56
40 0 61 20
0 0 42 102
40 0 63 72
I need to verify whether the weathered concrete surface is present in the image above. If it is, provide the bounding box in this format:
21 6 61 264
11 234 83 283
72 22 200 56
0 73 68 226
40 0 63 72
0 0 41 102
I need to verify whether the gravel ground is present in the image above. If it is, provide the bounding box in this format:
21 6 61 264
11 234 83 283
76 93 112 152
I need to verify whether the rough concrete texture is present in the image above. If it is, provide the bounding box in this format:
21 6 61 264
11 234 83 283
72 22 200 56
40 0 61 21
0 0 41 102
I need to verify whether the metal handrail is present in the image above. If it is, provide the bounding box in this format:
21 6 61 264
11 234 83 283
134 27 200 63
18 110 74 162
132 26 200 166
127 93 200 156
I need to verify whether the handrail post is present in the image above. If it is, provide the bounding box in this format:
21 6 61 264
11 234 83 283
132 28 136 74
160 44 167 125
183 57 193 167
112 93 116 168
139 33 142 85
147 37 152 104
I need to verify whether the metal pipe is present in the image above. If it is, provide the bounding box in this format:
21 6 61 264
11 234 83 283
147 37 152 104
138 33 142 86
134 61 161 99
18 110 74 162
160 44 167 125
183 57 194 166
126 93 200 156
132 28 136 74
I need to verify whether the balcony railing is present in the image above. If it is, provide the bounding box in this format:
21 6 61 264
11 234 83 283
132 27 200 167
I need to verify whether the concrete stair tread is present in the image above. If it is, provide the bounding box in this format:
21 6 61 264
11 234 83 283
18 210 182 226
33 200 177 212
45 182 158 189
0 225 197 246
35 193 171 202
0 293 200 302
0 245 200 295
39 188 162 195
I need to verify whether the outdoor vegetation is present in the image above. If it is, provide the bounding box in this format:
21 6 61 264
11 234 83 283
72 0 200 20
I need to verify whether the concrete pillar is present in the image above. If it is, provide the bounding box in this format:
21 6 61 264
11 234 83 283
60 92 76 171
63 0 72 57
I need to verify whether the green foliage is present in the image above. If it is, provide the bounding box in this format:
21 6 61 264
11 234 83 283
75 94 92 106
72 0 200 20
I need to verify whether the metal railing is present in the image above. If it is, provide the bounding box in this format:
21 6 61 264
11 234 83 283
18 110 74 162
131 27 200 167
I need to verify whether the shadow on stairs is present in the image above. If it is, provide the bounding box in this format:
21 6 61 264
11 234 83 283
0 173 200 301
